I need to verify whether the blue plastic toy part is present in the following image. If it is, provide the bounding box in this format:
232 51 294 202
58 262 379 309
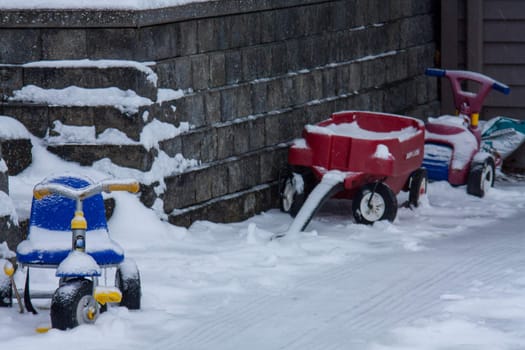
16 175 124 267
422 143 453 182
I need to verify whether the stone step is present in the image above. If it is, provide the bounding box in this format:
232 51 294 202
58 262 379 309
0 99 182 142
167 182 279 228
0 61 159 101
46 143 157 172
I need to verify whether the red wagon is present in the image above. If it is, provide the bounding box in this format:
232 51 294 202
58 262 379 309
280 110 427 230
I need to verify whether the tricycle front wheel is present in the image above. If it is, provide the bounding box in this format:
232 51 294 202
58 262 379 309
352 182 397 225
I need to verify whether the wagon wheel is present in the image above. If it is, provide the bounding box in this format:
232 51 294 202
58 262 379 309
467 157 495 198
352 182 397 225
280 169 314 218
408 168 428 208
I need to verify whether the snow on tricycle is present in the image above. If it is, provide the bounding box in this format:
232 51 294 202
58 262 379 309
279 110 426 233
422 68 510 197
0 174 141 331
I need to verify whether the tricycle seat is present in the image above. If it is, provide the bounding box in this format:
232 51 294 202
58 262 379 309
16 175 124 267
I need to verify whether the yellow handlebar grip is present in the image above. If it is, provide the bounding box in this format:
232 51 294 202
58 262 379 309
107 182 140 193
33 188 51 200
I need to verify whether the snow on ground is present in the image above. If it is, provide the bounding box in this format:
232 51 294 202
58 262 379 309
0 0 214 10
1 121 525 349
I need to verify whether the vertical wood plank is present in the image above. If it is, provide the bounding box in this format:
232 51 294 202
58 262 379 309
440 0 458 113
466 0 483 72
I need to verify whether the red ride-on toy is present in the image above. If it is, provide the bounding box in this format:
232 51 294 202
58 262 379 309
422 68 510 197
280 110 426 233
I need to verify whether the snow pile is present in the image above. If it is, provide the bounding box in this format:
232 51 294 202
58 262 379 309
140 119 191 150
373 144 393 159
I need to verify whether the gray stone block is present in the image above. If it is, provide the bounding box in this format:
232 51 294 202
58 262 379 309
86 28 137 60
248 118 266 150
183 94 206 128
197 18 216 53
227 154 260 193
225 51 242 85
210 163 229 198
209 52 226 88
0 66 22 100
42 29 88 61
232 122 250 155
191 54 210 91
194 168 212 203
1 139 32 176
285 40 300 72
181 130 202 160
159 137 182 157
236 84 253 117
174 56 192 90
260 146 288 183
163 172 196 212
266 79 284 111
178 21 198 56
138 24 177 60
251 81 268 115
309 70 324 101
241 47 257 82
0 29 41 64
260 11 276 44
220 88 237 122
270 42 287 77
216 125 235 159
204 90 222 124
199 128 217 163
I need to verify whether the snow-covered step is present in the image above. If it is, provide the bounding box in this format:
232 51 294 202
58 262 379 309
21 60 159 101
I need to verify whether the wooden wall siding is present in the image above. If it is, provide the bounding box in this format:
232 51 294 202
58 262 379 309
441 0 525 119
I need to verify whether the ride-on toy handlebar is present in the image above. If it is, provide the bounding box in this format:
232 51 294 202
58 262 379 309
34 179 139 201
425 68 510 118
33 178 140 253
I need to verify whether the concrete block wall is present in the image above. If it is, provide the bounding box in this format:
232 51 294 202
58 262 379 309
0 0 440 227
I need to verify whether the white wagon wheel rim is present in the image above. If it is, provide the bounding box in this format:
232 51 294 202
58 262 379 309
359 192 385 222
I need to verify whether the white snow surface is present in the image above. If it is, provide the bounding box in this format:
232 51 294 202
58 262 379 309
10 85 153 115
0 0 214 10
1 110 525 349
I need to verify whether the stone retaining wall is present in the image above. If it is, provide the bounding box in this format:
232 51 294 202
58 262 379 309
0 0 440 227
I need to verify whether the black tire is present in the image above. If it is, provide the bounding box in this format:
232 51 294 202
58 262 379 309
51 278 98 330
0 275 12 307
467 157 495 198
408 168 428 208
116 259 141 310
280 169 315 218
352 182 398 225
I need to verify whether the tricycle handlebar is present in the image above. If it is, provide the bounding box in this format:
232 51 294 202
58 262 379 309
425 68 446 77
425 67 510 114
492 81 510 95
34 179 139 201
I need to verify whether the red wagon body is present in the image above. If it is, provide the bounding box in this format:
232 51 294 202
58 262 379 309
281 110 427 227
289 111 425 196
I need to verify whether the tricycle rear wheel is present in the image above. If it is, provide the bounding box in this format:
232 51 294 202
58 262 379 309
0 274 12 307
352 182 397 225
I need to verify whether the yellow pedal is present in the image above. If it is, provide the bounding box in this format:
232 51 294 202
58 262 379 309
94 287 122 305
3 261 14 277
36 326 51 333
